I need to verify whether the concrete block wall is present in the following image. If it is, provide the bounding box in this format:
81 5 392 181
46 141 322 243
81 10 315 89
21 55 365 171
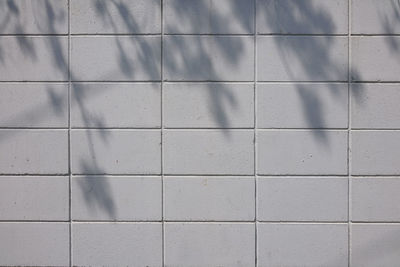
0 0 400 266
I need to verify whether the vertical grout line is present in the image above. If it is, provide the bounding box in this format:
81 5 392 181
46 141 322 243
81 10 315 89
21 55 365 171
347 0 352 266
254 1 258 266
160 0 165 266
67 0 72 266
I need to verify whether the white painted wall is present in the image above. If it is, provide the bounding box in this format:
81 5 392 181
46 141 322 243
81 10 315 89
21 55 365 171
1 0 400 266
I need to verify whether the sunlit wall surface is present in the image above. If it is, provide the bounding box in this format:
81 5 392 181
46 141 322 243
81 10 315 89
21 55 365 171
1 0 400 266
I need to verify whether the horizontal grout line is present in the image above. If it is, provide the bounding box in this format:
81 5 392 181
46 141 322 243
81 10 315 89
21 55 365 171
70 81 161 84
350 177 400 180
66 221 287 224
163 129 253 132
0 220 162 224
164 80 255 82
73 220 256 223
2 127 400 131
350 222 400 224
72 128 161 132
163 176 254 179
71 221 163 224
1 80 400 83
351 81 400 83
164 221 349 224
350 129 400 131
72 221 163 224
164 128 395 131
0 127 69 130
71 33 161 36
163 81 254 84
2 174 399 177
0 174 69 176
256 174 349 177
257 176 348 178
257 80 349 83
350 128 400 132
257 128 348 130
164 127 254 130
351 34 400 37
257 221 349 224
71 173 162 176
257 222 349 225
0 33 162 37
0 34 69 36
0 220 69 223
0 80 69 83
257 129 348 132
257 81 349 84
165 33 254 36
71 127 161 130
70 221 352 224
0 81 68 84
73 173 256 176
260 129 400 131
164 174 255 177
71 174 255 177
351 176 400 178
0 174 250 177
72 175 161 178
257 33 348 36
2 220 400 224
0 128 161 131
2 33 399 37
0 80 161 83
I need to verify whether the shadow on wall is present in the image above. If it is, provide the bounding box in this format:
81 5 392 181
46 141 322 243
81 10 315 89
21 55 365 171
1 0 398 222
379 1 400 61
258 0 360 145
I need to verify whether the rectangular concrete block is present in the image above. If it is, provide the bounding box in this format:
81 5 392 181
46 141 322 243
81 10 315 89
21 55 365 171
352 37 400 81
0 176 68 221
0 130 68 174
72 176 161 221
258 223 348 267
164 83 254 128
352 224 400 267
257 36 348 81
71 83 161 128
164 0 254 34
257 0 348 34
257 177 348 222
0 37 68 81
352 131 400 175
164 130 254 175
71 36 161 81
0 83 68 128
73 223 162 267
165 223 255 267
258 130 348 175
164 177 254 221
257 83 348 128
71 0 161 34
352 177 400 222
0 223 69 266
351 83 400 129
352 0 400 34
164 36 254 81
0 0 68 34
71 130 161 174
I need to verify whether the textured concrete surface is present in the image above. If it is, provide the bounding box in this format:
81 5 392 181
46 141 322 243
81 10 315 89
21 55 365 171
165 223 255 266
258 224 348 267
1 0 400 266
257 177 348 222
164 176 255 221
